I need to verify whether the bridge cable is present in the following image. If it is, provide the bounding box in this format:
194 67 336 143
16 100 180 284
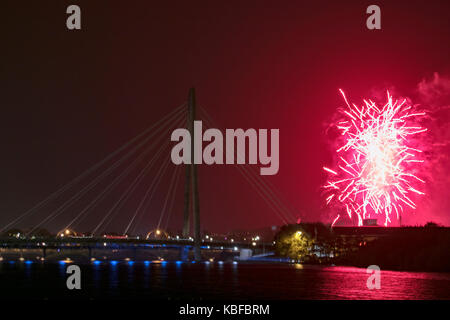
69 140 170 234
26 107 186 235
92 113 187 234
156 161 181 231
88 114 186 236
163 165 182 231
199 106 297 224
122 114 187 236
0 103 186 233
93 142 171 235
200 116 291 224
199 105 297 222
123 147 172 236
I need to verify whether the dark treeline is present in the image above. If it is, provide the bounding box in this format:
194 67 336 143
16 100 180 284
340 227 450 272
274 223 450 272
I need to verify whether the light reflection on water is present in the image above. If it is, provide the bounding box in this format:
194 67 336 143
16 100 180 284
1 261 449 299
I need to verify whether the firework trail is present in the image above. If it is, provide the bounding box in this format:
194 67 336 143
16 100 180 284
324 90 427 226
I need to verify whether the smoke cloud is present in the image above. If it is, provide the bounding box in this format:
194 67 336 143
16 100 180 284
322 73 450 226
411 73 450 226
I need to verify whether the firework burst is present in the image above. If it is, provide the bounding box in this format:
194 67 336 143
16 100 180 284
324 90 427 226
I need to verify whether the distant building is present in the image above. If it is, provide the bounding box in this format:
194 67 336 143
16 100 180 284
363 219 378 226
103 234 128 239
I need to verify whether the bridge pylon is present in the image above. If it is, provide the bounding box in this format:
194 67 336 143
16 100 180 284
182 88 201 261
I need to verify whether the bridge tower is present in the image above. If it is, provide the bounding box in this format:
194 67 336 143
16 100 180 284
182 88 201 260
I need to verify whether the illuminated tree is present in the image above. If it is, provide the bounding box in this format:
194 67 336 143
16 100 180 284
274 227 314 260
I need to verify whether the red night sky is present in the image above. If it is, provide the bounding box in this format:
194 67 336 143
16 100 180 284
1 0 449 234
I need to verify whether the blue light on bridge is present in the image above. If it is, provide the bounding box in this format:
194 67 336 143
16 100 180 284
93 260 101 265
24 260 33 265
58 260 66 265
161 261 167 266
127 261 134 266
110 260 118 266
9 261 16 264
144 261 150 266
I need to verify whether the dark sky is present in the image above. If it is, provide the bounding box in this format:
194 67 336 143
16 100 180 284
1 0 449 234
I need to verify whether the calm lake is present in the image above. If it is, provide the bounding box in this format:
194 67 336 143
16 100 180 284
1 260 449 300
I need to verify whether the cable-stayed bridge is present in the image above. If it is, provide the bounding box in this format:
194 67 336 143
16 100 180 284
0 89 299 261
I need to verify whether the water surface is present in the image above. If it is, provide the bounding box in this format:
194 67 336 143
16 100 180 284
1 261 449 299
